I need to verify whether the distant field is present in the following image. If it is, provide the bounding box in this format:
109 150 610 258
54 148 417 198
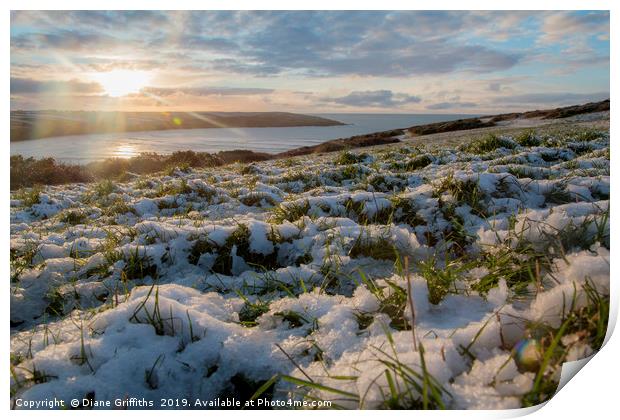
10 111 344 142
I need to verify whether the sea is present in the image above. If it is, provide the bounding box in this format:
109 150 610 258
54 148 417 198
10 113 477 163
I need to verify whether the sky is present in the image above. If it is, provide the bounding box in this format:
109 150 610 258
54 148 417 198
10 10 610 114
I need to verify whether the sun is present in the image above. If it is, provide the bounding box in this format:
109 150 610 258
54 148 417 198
92 70 152 97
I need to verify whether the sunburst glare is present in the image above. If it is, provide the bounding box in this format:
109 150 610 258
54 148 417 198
92 70 152 97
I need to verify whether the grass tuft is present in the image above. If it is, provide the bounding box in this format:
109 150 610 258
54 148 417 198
463 134 516 154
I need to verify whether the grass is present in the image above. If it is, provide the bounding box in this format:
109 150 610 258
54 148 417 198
239 192 277 207
514 130 541 147
271 200 311 223
418 256 471 304
10 241 38 284
543 213 609 253
59 210 89 225
521 280 609 406
14 186 42 207
222 373 278 406
354 312 375 331
442 211 476 254
145 354 165 389
130 285 168 336
93 179 116 197
251 302 449 409
11 364 58 398
570 128 605 143
341 165 363 180
128 284 205 344
357 269 410 331
157 179 193 197
103 199 136 216
391 196 425 227
462 134 516 154
44 288 66 317
85 262 112 279
349 231 400 261
543 182 575 205
390 154 433 172
9 123 610 409
210 224 280 275
344 197 394 225
335 151 369 165
366 174 407 193
370 340 448 409
474 246 546 296
121 248 158 281
274 310 311 329
188 237 217 265
238 299 270 327
435 173 487 217
502 165 540 179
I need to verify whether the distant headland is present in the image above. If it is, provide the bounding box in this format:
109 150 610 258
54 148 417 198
10 111 345 142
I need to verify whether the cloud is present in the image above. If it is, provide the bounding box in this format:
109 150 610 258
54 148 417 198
11 10 169 32
11 29 119 51
10 77 103 95
141 86 275 96
539 11 609 44
324 90 421 108
9 11 610 112
207 12 522 77
488 83 501 92
11 11 524 78
426 101 478 110
177 35 238 52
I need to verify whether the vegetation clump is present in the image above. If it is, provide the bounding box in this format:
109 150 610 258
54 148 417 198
238 300 270 326
13 186 42 207
522 282 609 407
11 156 93 189
335 151 369 165
514 130 541 147
434 173 487 216
349 233 399 261
188 238 217 265
211 225 280 275
59 210 89 225
462 133 516 154
122 248 158 280
391 154 433 172
271 200 311 223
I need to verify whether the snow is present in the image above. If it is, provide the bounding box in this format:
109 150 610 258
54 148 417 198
10 128 609 409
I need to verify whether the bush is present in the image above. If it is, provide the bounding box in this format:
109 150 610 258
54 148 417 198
10 155 92 190
10 149 277 190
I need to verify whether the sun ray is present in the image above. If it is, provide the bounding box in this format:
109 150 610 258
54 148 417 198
140 90 249 137
92 70 152 97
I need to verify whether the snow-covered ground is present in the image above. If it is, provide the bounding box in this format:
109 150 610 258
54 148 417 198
10 127 610 409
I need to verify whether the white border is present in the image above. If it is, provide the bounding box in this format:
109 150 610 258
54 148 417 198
3 2 616 419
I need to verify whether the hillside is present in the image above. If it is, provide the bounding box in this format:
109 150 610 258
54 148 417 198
10 121 609 409
10 111 344 142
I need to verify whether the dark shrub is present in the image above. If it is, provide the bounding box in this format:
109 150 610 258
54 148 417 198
10 155 92 190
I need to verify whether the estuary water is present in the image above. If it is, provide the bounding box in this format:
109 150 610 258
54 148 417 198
11 113 476 163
